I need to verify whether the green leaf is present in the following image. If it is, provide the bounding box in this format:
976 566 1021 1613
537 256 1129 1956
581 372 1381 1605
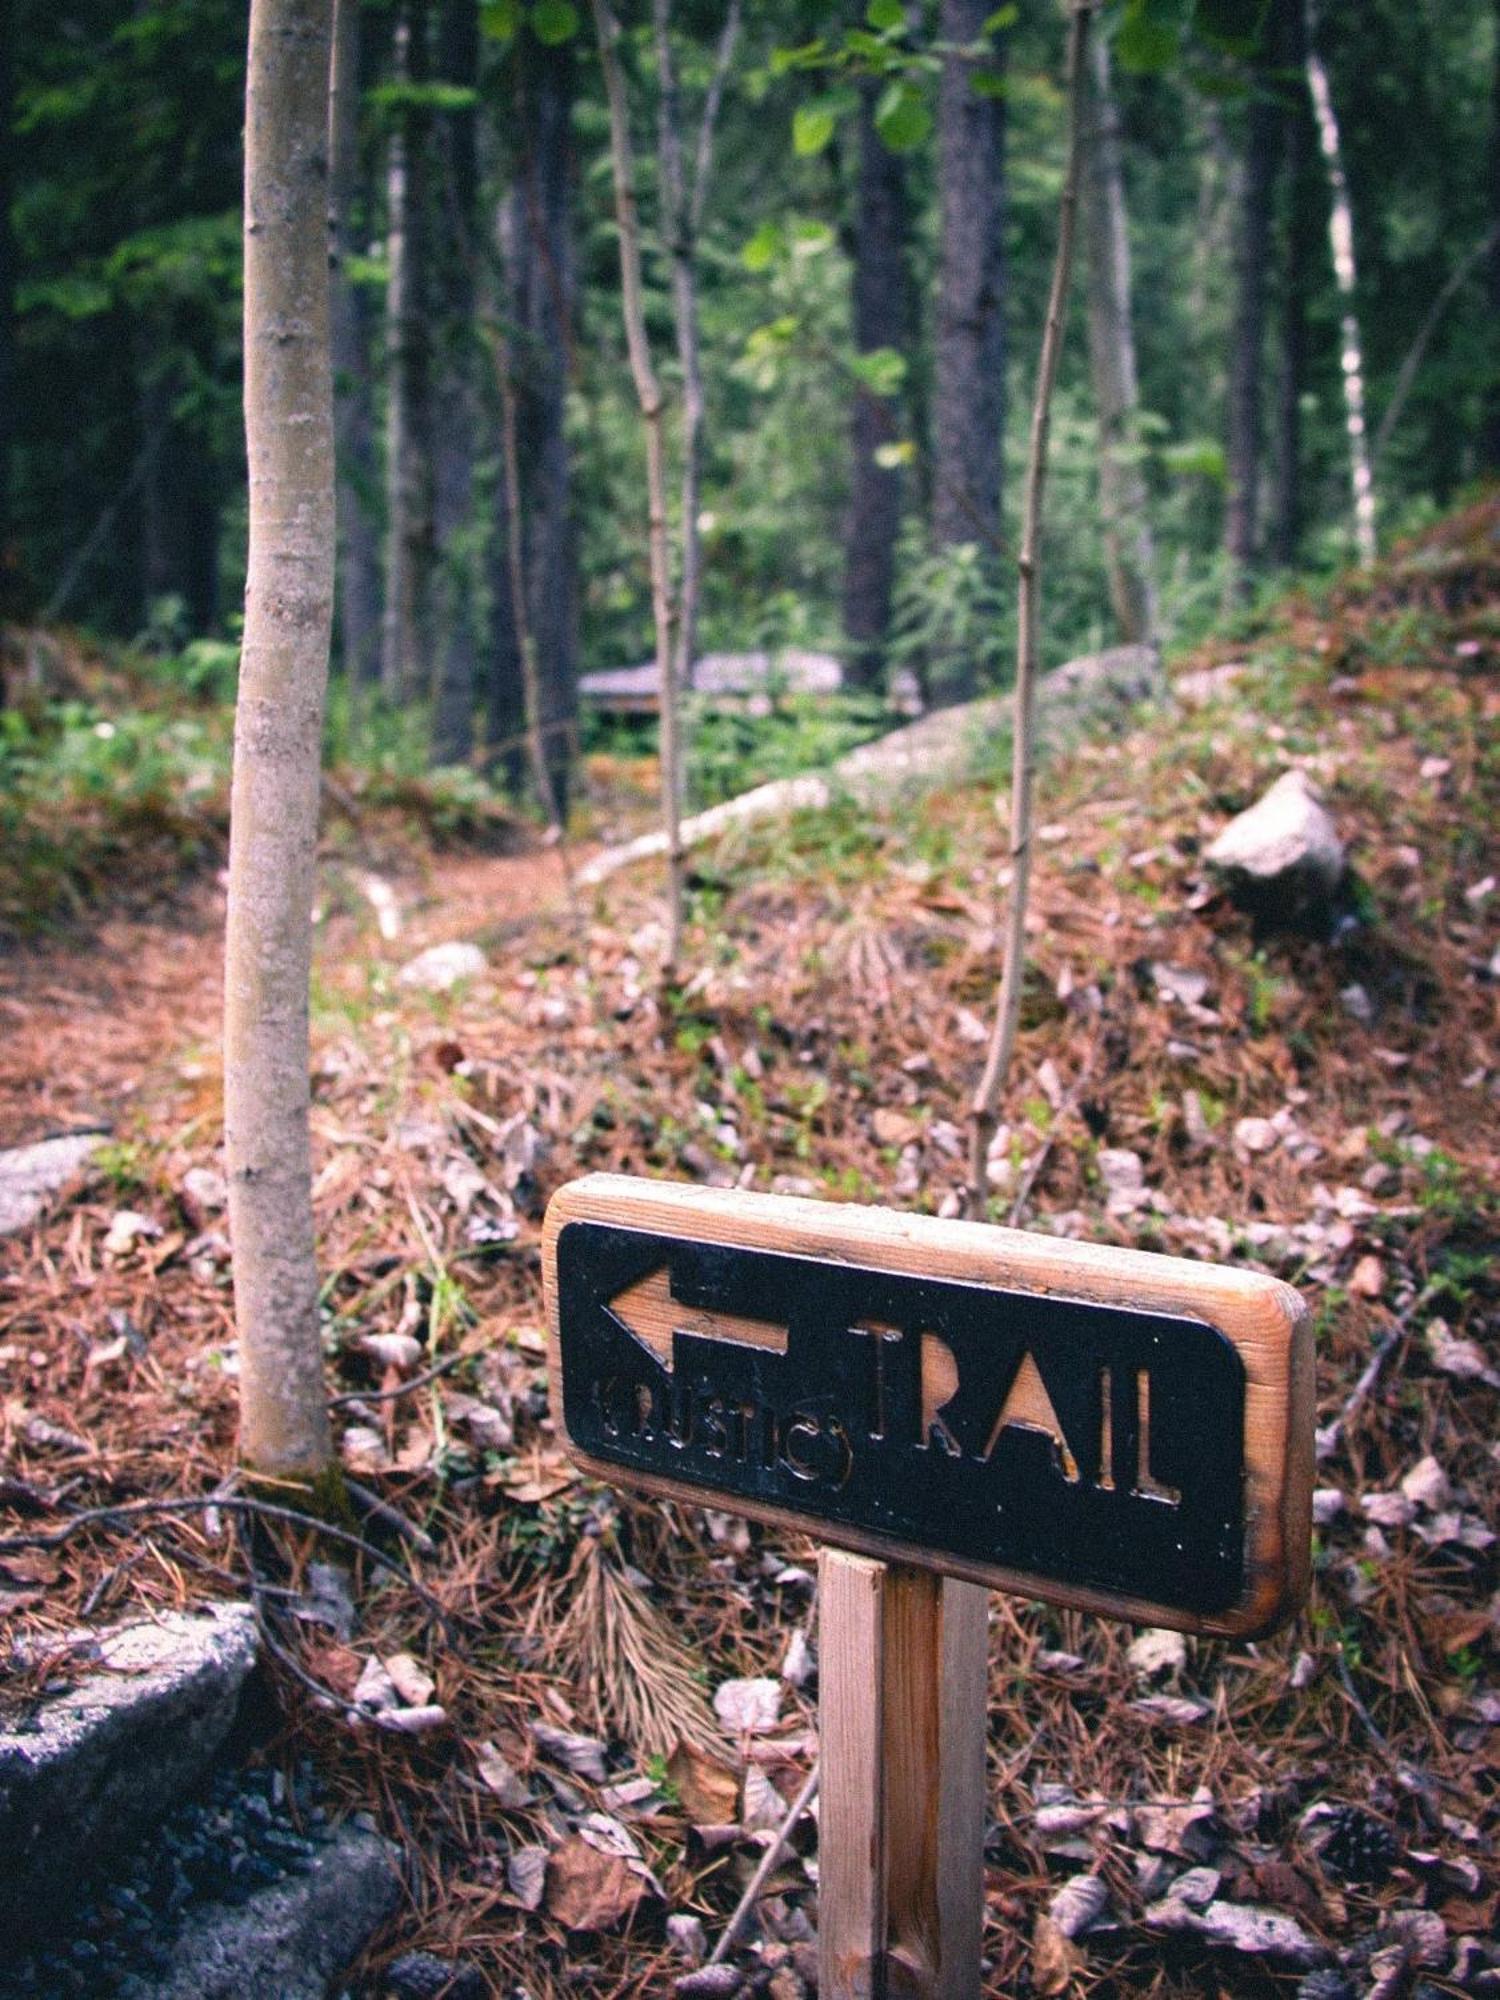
1114 0 1185 73
981 5 1018 31
1192 0 1268 51
874 78 931 151
740 220 782 272
866 0 906 27
850 346 908 397
770 40 827 76
1161 437 1226 481
969 68 1009 98
792 100 841 156
529 0 579 46
479 0 521 38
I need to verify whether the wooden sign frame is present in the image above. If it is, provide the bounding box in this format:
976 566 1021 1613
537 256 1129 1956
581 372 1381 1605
543 1175 1312 1639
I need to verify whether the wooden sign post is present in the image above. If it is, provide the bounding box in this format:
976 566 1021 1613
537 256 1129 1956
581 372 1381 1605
543 1175 1314 1996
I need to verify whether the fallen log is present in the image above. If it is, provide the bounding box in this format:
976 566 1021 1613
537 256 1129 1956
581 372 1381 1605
577 642 1161 888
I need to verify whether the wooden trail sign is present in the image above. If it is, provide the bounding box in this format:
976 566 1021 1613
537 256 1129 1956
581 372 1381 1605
543 1175 1313 1638
543 1175 1314 1998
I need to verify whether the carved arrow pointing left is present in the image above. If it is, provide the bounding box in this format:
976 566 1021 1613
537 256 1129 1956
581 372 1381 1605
606 1264 790 1375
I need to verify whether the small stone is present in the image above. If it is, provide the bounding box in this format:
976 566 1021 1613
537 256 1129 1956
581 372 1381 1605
666 1913 708 1964
0 1131 105 1238
1234 1116 1279 1156
397 941 488 992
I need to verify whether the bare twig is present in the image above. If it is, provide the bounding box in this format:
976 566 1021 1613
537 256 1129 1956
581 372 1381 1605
1314 1292 1426 1462
967 1 1095 1214
327 1348 469 1409
706 1759 820 1966
0 1493 457 1633
1371 226 1498 472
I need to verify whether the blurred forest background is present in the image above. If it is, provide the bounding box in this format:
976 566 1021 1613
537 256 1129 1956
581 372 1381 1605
1 0 1497 862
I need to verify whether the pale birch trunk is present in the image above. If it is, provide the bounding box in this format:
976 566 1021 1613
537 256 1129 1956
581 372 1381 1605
1304 16 1376 563
967 1 1093 1213
227 0 337 1481
592 0 684 976
1080 31 1157 648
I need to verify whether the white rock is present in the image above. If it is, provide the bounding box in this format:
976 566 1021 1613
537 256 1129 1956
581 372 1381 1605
397 940 488 991
1233 1116 1280 1156
0 1132 104 1237
1205 770 1345 905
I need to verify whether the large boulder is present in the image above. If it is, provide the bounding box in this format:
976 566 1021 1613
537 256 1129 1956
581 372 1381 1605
117 1821 401 2000
1205 770 1346 930
0 1604 258 1929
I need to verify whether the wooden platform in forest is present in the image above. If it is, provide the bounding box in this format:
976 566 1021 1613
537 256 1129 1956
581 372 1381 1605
578 648 844 714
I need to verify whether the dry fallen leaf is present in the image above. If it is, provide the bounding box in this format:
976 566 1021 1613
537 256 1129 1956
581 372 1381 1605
384 1652 435 1706
507 1845 548 1911
474 1740 531 1808
546 1835 650 1932
668 1740 740 1825
713 1676 782 1735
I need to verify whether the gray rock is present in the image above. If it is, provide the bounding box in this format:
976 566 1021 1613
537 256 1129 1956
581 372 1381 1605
1205 770 1346 927
0 1129 106 1236
118 1822 401 1999
0 1603 258 1927
396 940 488 991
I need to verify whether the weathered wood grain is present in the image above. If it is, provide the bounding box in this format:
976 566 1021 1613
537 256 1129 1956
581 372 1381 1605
544 1174 1313 1637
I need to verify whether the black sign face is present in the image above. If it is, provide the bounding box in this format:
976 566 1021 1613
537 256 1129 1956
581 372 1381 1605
555 1220 1248 1616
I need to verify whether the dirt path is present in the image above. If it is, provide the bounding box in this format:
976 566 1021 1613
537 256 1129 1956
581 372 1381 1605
0 842 579 1151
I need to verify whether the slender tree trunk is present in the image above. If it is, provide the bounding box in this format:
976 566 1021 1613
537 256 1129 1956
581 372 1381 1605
495 338 563 832
0 0 16 624
933 0 1006 701
1271 0 1312 569
1485 0 1500 473
652 0 739 719
967 2 1093 1214
329 0 383 685
429 0 480 763
842 78 911 692
1080 31 1157 647
592 0 684 974
227 0 337 1483
380 0 435 702
1304 10 1376 562
503 29 578 817
1223 35 1281 591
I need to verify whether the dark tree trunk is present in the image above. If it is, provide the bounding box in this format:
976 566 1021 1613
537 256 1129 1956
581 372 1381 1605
932 0 1006 702
1224 15 1283 588
841 80 911 694
429 0 481 762
329 0 383 684
380 0 436 704
0 0 15 624
500 31 578 814
1484 0 1500 472
1271 0 1312 568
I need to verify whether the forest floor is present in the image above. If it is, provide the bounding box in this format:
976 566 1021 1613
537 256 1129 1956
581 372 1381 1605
0 500 1496 1999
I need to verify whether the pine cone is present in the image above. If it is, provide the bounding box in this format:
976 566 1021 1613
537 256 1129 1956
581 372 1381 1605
1296 1972 1357 2000
385 1952 485 2000
1318 1804 1399 1885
